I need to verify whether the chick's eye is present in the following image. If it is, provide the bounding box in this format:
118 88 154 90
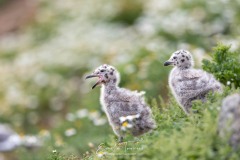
173 57 177 59
100 70 105 72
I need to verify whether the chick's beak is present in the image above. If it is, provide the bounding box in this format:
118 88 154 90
85 74 102 89
164 61 173 66
85 74 98 79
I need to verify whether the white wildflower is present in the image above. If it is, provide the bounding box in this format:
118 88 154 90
88 142 94 148
76 109 88 118
119 114 140 123
97 151 105 158
88 111 100 120
93 118 107 126
121 121 133 131
227 81 231 85
119 116 127 123
64 128 77 137
119 114 140 131
22 135 42 148
126 114 140 121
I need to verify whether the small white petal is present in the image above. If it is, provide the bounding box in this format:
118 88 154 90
119 116 127 123
64 128 77 137
93 118 107 126
227 81 231 85
76 109 88 118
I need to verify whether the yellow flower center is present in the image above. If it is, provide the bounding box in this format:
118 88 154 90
122 121 128 127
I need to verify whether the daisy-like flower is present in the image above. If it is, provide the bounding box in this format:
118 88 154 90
127 114 140 121
97 151 105 158
64 128 77 137
76 109 88 118
119 114 140 131
88 142 94 148
22 135 42 149
119 116 127 123
119 114 140 123
93 118 107 126
227 81 231 85
121 121 133 131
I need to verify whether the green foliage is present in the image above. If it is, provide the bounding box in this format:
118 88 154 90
47 151 65 160
0 49 17 62
0 0 240 159
84 88 240 160
109 0 144 25
202 44 240 88
118 48 170 99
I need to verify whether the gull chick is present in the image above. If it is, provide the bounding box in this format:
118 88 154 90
86 64 156 142
164 49 222 114
218 93 240 149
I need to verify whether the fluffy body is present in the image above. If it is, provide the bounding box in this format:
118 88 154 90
218 93 240 149
87 64 156 141
166 50 222 114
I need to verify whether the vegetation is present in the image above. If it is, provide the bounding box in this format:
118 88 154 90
49 88 240 160
47 44 240 159
203 44 240 88
0 0 239 159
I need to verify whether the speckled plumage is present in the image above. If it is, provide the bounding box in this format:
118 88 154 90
218 93 240 149
86 64 156 141
164 50 222 114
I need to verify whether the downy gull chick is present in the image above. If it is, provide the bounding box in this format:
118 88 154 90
164 49 222 114
86 64 156 142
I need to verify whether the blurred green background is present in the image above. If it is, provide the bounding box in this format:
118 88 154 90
0 0 239 159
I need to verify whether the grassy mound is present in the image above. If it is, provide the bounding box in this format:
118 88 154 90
47 87 240 160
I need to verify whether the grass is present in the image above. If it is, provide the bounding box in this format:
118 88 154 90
46 87 240 160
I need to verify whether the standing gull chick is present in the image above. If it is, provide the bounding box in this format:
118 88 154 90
164 49 222 114
86 64 156 142
218 93 240 149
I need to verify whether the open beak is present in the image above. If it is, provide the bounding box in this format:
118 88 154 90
85 74 102 89
164 61 174 66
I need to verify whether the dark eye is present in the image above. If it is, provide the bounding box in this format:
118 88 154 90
173 57 177 59
100 69 105 72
